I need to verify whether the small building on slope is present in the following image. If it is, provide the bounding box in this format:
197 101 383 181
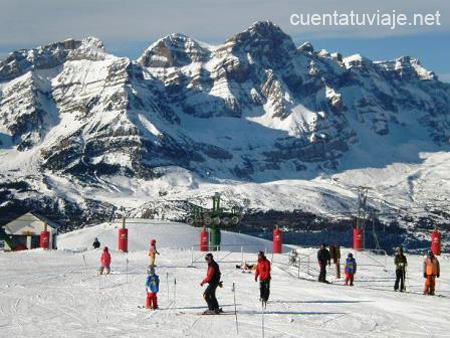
1 212 59 251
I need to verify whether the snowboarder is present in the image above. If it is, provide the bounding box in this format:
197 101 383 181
423 250 440 295
93 237 101 249
344 253 357 286
317 243 331 283
200 253 222 314
145 266 160 310
394 246 408 292
149 239 160 267
99 246 111 275
255 251 271 307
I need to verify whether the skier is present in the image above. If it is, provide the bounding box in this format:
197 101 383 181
394 246 408 292
200 253 222 314
344 253 357 286
99 246 111 275
92 237 101 249
236 261 255 272
255 251 271 307
317 243 331 283
423 250 440 295
145 266 160 310
149 239 160 267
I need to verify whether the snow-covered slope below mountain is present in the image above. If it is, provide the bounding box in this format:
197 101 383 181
58 220 272 252
0 21 450 238
1 224 449 337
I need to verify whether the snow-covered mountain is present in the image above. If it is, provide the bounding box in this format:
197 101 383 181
1 21 450 236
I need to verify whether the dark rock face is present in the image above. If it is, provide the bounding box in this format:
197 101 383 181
1 22 450 229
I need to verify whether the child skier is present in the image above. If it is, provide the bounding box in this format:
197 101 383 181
344 253 357 286
149 239 160 267
423 250 440 295
145 266 160 310
99 246 111 275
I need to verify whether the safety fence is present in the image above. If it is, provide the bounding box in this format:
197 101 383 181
188 244 390 284
189 243 293 266
354 249 388 270
190 244 267 266
274 247 389 281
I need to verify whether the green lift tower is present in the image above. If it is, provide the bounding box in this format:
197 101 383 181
186 192 243 251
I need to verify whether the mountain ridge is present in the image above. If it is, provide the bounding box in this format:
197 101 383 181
0 21 449 236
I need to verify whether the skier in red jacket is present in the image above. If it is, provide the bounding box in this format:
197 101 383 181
255 251 271 307
99 247 111 275
200 253 222 314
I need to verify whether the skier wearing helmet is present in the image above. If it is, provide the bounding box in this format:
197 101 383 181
344 253 357 286
200 253 222 314
149 239 160 267
423 250 440 295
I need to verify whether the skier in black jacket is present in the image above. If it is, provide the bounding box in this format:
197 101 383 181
200 253 222 314
394 246 408 292
93 238 101 249
317 243 331 283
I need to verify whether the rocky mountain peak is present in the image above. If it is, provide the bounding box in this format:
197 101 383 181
77 37 105 51
226 20 296 67
375 56 437 81
246 20 285 36
298 41 314 54
0 37 107 82
138 33 211 68
1 25 450 228
343 54 373 69
228 20 293 46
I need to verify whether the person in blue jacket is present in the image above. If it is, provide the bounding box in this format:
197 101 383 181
345 253 357 286
145 266 160 309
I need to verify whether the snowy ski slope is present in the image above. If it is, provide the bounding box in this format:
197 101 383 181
0 221 449 337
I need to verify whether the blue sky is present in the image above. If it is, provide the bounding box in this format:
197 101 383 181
0 0 449 81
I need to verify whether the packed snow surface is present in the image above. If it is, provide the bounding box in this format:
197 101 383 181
1 221 449 337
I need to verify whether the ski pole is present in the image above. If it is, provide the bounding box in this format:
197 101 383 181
436 275 440 296
166 272 170 303
82 254 88 277
174 278 177 310
126 257 128 284
261 300 265 338
405 266 409 292
232 282 239 334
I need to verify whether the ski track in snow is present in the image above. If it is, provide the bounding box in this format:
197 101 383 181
1 222 450 337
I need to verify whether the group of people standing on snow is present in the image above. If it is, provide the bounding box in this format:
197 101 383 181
393 246 440 295
317 243 441 295
317 243 357 286
91 236 442 315
92 237 162 309
200 250 271 314
145 239 160 309
92 238 112 275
